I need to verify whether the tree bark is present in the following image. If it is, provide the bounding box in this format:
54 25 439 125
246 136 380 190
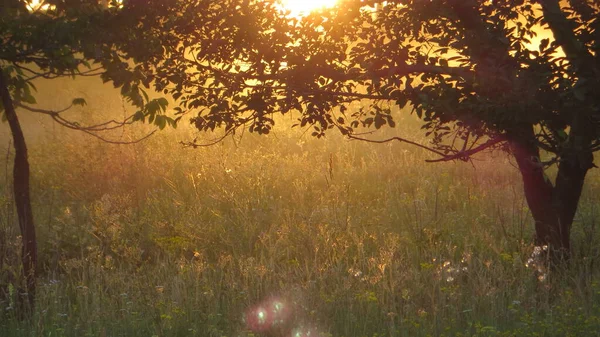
0 68 37 314
509 125 592 261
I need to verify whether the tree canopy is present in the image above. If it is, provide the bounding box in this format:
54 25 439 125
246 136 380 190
0 0 181 132
136 0 599 257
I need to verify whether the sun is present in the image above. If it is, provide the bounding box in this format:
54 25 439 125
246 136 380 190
279 0 338 16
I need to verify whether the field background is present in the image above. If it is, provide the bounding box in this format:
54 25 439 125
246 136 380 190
1 76 600 337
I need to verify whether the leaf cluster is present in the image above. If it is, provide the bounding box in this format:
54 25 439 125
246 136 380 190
0 0 180 131
134 0 600 163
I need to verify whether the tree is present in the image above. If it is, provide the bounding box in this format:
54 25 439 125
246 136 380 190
0 0 177 315
142 0 599 260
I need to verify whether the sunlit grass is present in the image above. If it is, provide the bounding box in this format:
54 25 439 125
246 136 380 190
1 80 600 336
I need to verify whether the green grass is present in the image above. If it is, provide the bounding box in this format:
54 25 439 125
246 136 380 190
1 113 600 337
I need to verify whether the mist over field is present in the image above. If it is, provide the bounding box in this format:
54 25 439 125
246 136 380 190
2 0 600 334
2 76 600 337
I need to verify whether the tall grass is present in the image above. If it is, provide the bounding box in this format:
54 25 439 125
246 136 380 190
1 109 600 336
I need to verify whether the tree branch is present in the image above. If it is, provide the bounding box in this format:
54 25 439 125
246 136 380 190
539 0 599 80
15 103 156 144
425 136 505 162
347 133 447 157
362 64 474 81
180 130 234 148
17 103 138 132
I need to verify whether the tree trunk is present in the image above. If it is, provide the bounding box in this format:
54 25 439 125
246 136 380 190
509 126 593 261
0 68 37 315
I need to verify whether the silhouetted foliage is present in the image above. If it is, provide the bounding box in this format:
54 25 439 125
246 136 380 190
140 0 600 260
0 0 177 315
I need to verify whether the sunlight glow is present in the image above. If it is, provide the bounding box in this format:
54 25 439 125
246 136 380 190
280 0 338 16
26 0 53 11
26 0 122 11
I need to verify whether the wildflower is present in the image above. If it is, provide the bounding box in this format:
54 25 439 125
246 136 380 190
461 252 472 264
347 268 362 278
525 245 548 283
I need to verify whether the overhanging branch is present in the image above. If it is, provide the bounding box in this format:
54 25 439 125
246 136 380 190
17 103 137 132
16 102 156 144
425 136 505 162
347 133 447 157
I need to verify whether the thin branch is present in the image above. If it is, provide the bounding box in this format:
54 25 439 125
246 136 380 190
461 131 470 152
426 137 505 162
467 134 481 151
539 156 561 167
17 62 104 81
347 133 448 157
49 112 156 144
296 89 388 100
12 64 52 79
16 102 156 144
17 103 137 132
17 103 74 115
180 130 234 148
364 63 474 82
536 124 559 153
73 127 156 145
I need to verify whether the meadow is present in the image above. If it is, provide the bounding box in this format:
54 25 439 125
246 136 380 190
1 83 600 336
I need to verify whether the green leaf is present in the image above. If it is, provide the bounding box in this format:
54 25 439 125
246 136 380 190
157 97 169 112
146 100 159 115
21 90 37 104
133 110 145 122
155 115 167 129
72 98 87 106
556 129 568 142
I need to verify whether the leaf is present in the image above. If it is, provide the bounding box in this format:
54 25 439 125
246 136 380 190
133 110 145 122
556 129 568 142
539 38 549 52
20 89 36 104
155 115 167 130
72 98 87 107
157 97 169 112
374 114 385 129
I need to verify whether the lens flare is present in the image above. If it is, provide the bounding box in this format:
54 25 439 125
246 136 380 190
245 296 292 333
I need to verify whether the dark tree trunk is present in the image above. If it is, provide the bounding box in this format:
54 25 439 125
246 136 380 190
509 126 593 261
0 69 37 315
